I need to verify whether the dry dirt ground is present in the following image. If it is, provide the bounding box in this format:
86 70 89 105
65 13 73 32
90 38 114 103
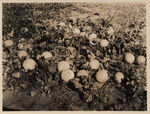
2 3 146 111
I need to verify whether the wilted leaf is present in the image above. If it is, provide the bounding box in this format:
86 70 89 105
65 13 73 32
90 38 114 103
86 94 93 102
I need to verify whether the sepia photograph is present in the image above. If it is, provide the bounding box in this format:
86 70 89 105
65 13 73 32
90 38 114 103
2 1 147 111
